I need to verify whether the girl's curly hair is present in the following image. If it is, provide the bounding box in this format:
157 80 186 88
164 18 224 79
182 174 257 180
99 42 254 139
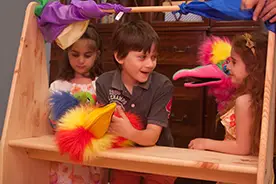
220 31 268 155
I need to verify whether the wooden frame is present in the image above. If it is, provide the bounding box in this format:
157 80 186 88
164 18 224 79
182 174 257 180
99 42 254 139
0 2 275 184
257 31 276 184
0 2 52 183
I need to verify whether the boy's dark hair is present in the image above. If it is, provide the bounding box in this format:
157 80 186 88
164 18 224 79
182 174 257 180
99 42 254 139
111 20 160 68
58 25 104 81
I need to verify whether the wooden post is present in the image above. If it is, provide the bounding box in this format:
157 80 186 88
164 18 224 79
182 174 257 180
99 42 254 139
0 2 51 184
257 31 276 184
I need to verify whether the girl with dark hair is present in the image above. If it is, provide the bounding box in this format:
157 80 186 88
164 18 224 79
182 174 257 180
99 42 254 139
49 25 106 184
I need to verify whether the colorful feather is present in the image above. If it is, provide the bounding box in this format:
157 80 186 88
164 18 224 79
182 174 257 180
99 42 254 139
173 36 236 113
73 91 96 105
55 103 115 162
198 36 231 65
83 134 115 162
50 92 143 163
49 91 79 121
56 127 94 162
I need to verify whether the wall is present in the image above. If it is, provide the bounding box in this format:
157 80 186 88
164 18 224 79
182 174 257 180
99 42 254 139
0 0 51 136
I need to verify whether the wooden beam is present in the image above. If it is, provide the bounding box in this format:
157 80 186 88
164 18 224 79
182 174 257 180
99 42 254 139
101 5 180 13
100 0 204 13
257 31 276 184
9 135 258 184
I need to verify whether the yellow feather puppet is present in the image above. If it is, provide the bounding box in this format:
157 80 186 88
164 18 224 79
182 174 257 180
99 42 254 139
49 91 143 163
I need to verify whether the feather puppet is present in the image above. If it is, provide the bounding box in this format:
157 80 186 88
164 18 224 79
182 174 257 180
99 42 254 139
173 36 236 113
49 91 143 163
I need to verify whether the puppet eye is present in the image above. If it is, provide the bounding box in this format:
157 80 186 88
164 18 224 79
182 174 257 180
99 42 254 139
223 65 230 75
225 57 231 64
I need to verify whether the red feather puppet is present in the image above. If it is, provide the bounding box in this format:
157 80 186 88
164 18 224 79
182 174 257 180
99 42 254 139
49 91 143 163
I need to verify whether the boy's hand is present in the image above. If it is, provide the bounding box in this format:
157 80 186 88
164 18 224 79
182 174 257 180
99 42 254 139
188 138 209 150
109 106 135 139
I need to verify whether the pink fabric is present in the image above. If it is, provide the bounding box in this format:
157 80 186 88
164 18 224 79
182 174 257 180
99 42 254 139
50 162 103 184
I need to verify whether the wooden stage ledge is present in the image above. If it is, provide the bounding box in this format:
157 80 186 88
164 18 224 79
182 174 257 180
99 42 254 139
9 135 258 184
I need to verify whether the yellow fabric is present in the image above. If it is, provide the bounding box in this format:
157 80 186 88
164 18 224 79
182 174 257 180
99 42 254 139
86 103 116 138
59 106 92 130
83 134 115 162
58 103 116 139
55 20 90 50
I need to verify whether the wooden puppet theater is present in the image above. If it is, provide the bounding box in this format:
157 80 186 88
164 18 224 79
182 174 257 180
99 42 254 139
0 1 275 184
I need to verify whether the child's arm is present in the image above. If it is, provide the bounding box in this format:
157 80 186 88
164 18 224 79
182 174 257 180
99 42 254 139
110 80 174 146
131 124 162 146
189 94 253 155
111 107 162 146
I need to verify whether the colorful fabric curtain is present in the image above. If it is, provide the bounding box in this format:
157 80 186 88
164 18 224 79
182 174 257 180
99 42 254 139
35 0 131 42
177 0 275 33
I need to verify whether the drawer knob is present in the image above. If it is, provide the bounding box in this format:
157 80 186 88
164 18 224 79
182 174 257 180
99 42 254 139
170 113 188 122
173 45 191 53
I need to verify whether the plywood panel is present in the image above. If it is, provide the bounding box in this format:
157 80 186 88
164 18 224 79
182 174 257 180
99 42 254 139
257 31 276 184
0 2 51 184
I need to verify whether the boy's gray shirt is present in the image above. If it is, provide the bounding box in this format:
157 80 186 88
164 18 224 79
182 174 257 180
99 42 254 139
96 69 174 147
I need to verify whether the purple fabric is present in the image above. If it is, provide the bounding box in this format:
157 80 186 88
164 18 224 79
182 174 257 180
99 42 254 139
37 0 131 42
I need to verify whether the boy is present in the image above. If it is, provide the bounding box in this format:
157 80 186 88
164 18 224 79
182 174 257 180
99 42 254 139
96 20 175 184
